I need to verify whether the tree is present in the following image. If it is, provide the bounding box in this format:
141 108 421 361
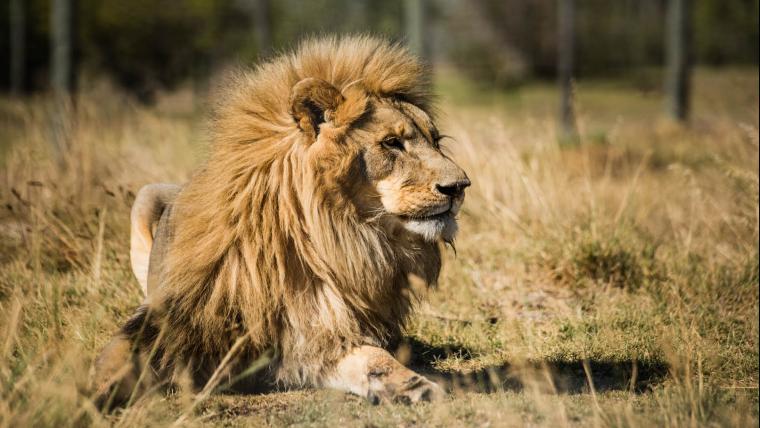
347 0 368 32
9 0 25 95
665 0 692 122
405 0 429 62
253 0 272 56
50 0 77 165
51 0 76 96
557 0 577 141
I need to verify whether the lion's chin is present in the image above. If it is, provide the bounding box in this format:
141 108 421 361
402 212 458 243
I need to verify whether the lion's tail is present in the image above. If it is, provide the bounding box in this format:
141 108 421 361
130 183 180 296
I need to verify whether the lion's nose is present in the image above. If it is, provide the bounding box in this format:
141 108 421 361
435 178 471 198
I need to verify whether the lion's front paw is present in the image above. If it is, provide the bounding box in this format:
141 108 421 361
368 374 445 405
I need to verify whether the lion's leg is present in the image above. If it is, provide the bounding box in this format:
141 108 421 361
92 333 158 411
322 345 444 404
92 306 167 411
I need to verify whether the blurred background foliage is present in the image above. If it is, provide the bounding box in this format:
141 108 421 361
1 0 758 100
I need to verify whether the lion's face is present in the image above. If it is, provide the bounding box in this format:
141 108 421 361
346 99 470 242
290 78 469 243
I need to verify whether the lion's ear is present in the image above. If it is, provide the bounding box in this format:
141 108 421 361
290 78 344 138
333 83 369 128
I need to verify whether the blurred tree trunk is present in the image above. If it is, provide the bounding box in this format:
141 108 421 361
51 0 76 96
405 0 430 63
10 0 25 95
665 0 692 122
347 0 368 31
253 0 272 56
50 0 77 165
557 0 577 141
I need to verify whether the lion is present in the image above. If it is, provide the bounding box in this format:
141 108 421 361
93 35 470 410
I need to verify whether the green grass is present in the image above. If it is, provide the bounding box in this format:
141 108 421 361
0 68 758 427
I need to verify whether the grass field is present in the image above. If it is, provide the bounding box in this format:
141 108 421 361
0 68 758 427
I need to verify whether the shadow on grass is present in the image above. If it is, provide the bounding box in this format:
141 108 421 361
398 337 669 395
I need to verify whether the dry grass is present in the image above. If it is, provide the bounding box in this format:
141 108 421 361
0 69 758 427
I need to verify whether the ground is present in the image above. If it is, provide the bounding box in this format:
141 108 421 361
0 68 757 427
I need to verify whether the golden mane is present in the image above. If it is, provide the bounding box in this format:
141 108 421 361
212 35 432 149
148 35 441 387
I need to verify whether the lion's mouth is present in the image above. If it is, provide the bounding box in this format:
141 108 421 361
394 203 459 242
397 203 453 222
399 210 452 222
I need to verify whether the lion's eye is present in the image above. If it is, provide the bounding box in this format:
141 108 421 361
381 137 405 151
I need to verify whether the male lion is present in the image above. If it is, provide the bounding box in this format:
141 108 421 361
94 36 470 409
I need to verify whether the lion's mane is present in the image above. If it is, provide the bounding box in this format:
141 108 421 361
142 36 442 387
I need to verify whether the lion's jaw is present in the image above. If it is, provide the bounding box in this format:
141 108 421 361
372 172 467 243
393 196 464 242
401 209 458 242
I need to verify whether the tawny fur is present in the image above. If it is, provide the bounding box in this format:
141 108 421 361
129 183 180 296
117 36 446 393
